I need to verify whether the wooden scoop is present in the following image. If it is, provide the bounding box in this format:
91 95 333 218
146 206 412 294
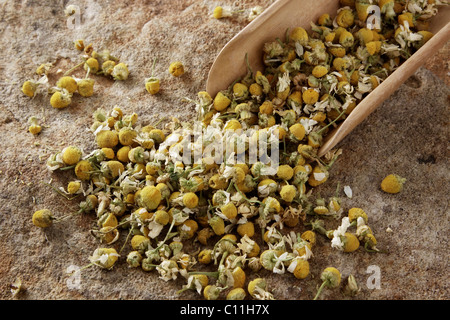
206 0 450 156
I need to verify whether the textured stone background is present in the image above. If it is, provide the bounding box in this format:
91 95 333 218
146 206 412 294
0 0 448 300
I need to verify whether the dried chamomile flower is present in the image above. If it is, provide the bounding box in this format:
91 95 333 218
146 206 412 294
213 91 231 111
248 278 274 300
301 230 316 247
314 267 341 300
127 251 143 268
50 89 72 109
56 76 78 94
131 235 151 253
308 165 328 187
102 60 116 76
74 160 93 181
248 6 264 21
22 80 39 97
178 219 199 240
32 209 54 228
336 8 354 28
67 181 81 194
342 232 360 252
74 39 84 51
318 13 332 26
169 61 185 77
213 6 234 19
61 146 82 165
280 185 297 202
355 0 371 22
198 248 213 265
381 174 406 194
36 63 52 76
209 215 225 236
236 221 255 238
226 288 246 300
95 226 120 244
101 160 125 179
96 129 119 148
137 185 162 211
22 74 48 98
112 62 130 80
181 192 199 210
288 257 310 279
145 57 160 95
145 77 160 95
203 284 226 300
343 274 360 296
28 116 42 135
77 78 95 97
89 248 120 269
290 27 309 46
348 207 368 224
220 202 237 220
178 274 209 295
128 146 146 164
84 57 100 74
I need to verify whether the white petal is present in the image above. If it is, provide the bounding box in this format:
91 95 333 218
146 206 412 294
344 185 353 198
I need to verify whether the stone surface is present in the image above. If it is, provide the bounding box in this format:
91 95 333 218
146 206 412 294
0 0 448 300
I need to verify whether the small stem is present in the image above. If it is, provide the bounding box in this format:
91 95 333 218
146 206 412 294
176 287 190 295
119 228 133 254
317 108 346 135
85 66 91 79
53 210 81 223
59 165 77 171
313 280 328 300
311 220 329 236
150 57 157 77
226 180 235 193
64 61 85 76
152 116 166 128
189 271 219 278
40 181 78 201
234 183 262 205
150 218 177 254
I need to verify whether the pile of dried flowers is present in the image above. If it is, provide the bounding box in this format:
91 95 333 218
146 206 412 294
28 0 444 300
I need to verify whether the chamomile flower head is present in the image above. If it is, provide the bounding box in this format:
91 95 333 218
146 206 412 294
77 78 95 97
50 89 72 109
248 6 264 21
169 61 185 77
84 58 100 74
89 248 120 269
137 185 162 211
56 76 78 94
112 63 129 80
74 160 93 181
381 174 406 194
61 146 82 165
22 80 39 97
28 116 42 135
32 209 54 228
102 60 116 76
213 6 233 19
145 77 160 95
96 129 119 148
